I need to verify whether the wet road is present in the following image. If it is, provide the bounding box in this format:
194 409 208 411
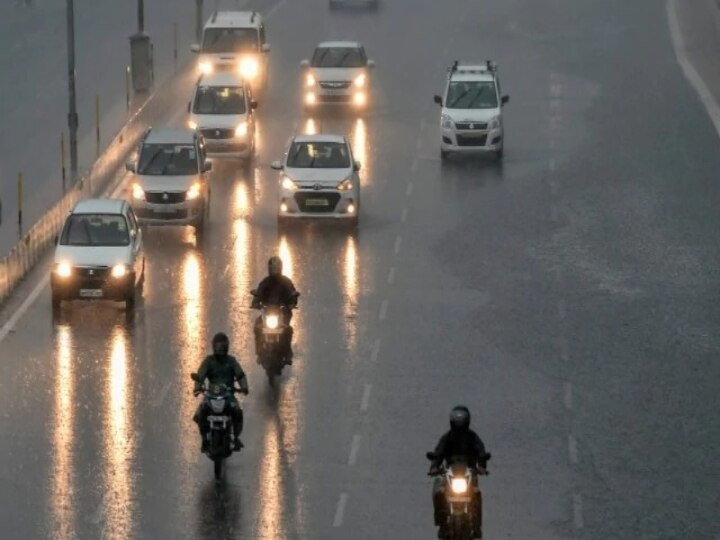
1 0 720 538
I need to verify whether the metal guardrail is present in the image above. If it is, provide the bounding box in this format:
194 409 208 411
0 65 194 305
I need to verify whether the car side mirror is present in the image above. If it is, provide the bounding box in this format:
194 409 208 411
202 160 212 173
270 160 283 170
501 95 510 105
367 59 376 69
300 59 310 69
190 44 200 53
262 43 271 53
353 160 361 172
426 451 436 461
53 235 59 245
125 160 136 172
190 372 199 381
433 95 443 106
250 100 258 110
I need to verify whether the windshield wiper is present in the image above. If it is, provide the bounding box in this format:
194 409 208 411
448 88 473 108
315 48 331 67
336 51 353 67
138 148 166 174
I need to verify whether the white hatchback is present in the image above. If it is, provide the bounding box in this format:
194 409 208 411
271 134 360 226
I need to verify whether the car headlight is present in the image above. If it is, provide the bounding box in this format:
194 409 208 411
488 116 500 130
55 262 72 278
305 73 316 87
354 73 366 88
186 182 202 200
198 61 213 75
239 57 259 80
132 183 145 200
441 114 454 130
281 176 298 190
188 120 198 130
235 122 248 137
265 314 280 329
451 477 468 494
337 178 353 191
111 264 128 279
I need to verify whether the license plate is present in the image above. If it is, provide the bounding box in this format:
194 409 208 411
207 415 229 422
80 289 103 298
305 198 329 207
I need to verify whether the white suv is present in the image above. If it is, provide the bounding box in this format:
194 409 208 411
126 127 211 235
188 72 257 163
433 61 509 161
191 11 270 95
301 41 375 111
51 199 145 311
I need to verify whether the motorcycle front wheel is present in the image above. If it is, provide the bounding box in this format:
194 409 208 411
213 457 224 480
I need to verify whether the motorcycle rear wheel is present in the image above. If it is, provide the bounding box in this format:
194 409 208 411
213 458 223 480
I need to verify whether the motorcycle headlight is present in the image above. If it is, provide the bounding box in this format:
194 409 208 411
235 122 248 137
265 314 280 329
337 178 353 191
55 262 72 278
451 477 468 494
281 176 298 191
132 183 145 200
305 73 316 87
488 116 500 130
198 61 213 75
239 57 259 80
111 264 128 279
354 73 366 88
186 182 202 201
441 114 454 130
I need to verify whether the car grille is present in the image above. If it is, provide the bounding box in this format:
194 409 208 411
75 266 111 287
201 128 235 140
317 94 352 103
135 208 189 219
456 134 488 147
294 192 341 213
455 122 488 130
145 191 187 204
319 81 351 90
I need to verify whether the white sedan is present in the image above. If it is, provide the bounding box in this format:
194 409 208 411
271 134 360 226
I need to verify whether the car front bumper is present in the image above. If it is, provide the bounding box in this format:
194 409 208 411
441 128 503 152
132 198 206 226
304 89 369 108
279 189 358 220
51 272 135 301
205 138 252 159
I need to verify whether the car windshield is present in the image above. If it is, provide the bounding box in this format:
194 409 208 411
446 81 498 109
287 142 350 168
61 214 130 247
311 47 366 68
193 86 246 114
137 143 199 175
202 28 259 53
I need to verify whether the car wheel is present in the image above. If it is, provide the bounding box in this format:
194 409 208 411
440 150 450 162
51 293 62 312
495 146 504 160
125 289 136 311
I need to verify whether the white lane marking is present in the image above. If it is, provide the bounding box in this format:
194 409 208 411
360 384 372 412
551 205 559 224
387 267 396 285
668 0 720 139
348 435 361 466
401 208 408 223
264 0 288 20
563 381 573 410
573 494 584 529
548 177 558 194
394 236 402 255
554 266 562 283
558 299 566 320
333 493 348 527
549 158 556 172
568 434 578 464
379 299 389 321
370 338 381 363
0 276 49 344
410 159 418 173
405 182 414 197
559 335 569 361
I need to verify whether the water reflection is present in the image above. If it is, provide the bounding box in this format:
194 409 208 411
341 235 360 352
231 182 253 350
278 236 295 281
102 326 135 539
351 118 368 186
303 118 318 135
50 325 75 539
256 416 284 536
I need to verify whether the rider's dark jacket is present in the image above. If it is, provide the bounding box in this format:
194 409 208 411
431 427 488 469
194 354 248 393
253 275 298 307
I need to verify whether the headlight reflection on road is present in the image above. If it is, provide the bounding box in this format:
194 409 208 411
278 236 295 281
342 235 360 352
352 119 368 186
50 325 76 538
304 118 317 135
104 326 136 540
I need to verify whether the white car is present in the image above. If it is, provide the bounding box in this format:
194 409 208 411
188 72 257 163
329 0 379 9
51 198 145 311
126 127 211 235
271 134 361 226
433 61 510 161
191 11 270 95
301 41 375 111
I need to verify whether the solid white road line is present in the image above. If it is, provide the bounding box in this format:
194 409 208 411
360 384 372 412
0 276 49 344
568 434 578 465
348 435 361 466
379 299 389 321
333 493 348 527
573 494 584 529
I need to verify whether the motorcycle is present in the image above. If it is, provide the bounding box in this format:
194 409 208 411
250 290 298 386
426 451 491 540
191 373 243 480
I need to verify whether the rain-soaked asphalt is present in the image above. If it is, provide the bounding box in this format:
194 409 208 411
1 0 720 538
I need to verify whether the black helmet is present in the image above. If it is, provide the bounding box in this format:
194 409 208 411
212 332 230 357
449 405 471 430
268 256 283 276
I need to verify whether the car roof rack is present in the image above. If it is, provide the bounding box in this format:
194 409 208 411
449 60 498 75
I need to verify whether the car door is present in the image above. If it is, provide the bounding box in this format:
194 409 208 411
126 207 144 285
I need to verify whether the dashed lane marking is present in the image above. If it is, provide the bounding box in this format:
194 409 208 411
379 299 389 321
405 182 414 197
370 339 380 363
410 159 418 173
559 335 569 361
348 435 361 466
360 384 372 412
333 493 348 527
387 267 396 285
563 381 573 410
401 208 408 223
394 236 402 254
568 434 578 464
573 494 584 529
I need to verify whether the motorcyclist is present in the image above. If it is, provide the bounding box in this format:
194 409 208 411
193 332 249 452
252 256 299 365
428 406 489 539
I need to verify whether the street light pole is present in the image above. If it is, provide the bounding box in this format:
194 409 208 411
195 0 204 44
138 0 144 33
66 0 78 178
